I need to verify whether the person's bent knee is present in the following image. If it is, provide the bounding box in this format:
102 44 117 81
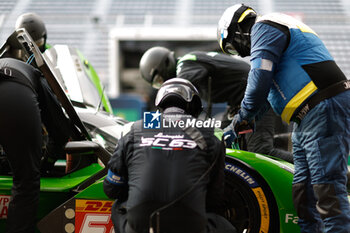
292 182 314 221
313 183 341 219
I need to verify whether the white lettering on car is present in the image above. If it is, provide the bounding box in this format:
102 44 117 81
285 213 299 224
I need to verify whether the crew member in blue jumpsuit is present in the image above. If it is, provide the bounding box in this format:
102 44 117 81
217 4 350 233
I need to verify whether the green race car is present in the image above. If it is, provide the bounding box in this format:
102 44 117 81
0 29 348 233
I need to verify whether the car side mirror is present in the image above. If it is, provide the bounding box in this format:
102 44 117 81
64 141 111 167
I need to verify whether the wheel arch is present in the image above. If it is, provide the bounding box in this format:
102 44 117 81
225 149 300 232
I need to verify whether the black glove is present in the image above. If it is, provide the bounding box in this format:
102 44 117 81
223 114 255 148
40 156 57 176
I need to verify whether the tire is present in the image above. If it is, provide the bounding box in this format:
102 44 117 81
224 157 279 233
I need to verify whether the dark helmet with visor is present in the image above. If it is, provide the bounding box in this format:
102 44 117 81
15 12 47 52
155 78 203 117
139 46 177 89
217 4 257 57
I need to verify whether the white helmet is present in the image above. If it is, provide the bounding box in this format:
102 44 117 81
217 4 257 57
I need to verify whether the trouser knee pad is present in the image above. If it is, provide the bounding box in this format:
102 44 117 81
292 182 314 221
313 183 341 219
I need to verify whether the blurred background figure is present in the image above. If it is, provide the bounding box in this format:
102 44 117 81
15 12 47 52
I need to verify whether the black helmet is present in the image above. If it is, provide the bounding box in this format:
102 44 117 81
155 78 203 117
15 12 47 52
217 4 257 57
139 46 177 89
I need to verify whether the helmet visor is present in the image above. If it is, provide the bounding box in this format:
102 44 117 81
152 74 164 89
155 83 196 107
217 4 242 52
224 42 239 55
35 37 45 48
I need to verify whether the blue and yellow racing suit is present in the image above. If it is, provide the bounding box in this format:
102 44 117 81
239 13 350 233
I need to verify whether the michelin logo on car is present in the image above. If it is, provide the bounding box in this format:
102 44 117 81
143 110 221 129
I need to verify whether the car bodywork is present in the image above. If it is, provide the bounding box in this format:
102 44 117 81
44 44 113 115
0 29 348 233
0 28 126 232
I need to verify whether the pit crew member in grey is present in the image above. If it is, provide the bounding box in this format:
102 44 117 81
104 78 236 233
0 58 71 233
218 3 350 233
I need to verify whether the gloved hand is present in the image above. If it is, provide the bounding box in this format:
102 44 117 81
223 123 237 148
223 114 242 148
40 156 57 176
223 114 255 148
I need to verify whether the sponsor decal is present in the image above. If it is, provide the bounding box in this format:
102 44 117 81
0 195 10 219
75 199 115 233
225 162 270 232
295 103 310 121
225 162 258 188
140 133 196 150
252 187 270 233
106 170 124 185
285 213 299 224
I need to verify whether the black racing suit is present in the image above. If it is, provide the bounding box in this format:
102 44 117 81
176 51 249 110
103 107 236 233
176 51 293 162
245 108 293 163
0 58 71 233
